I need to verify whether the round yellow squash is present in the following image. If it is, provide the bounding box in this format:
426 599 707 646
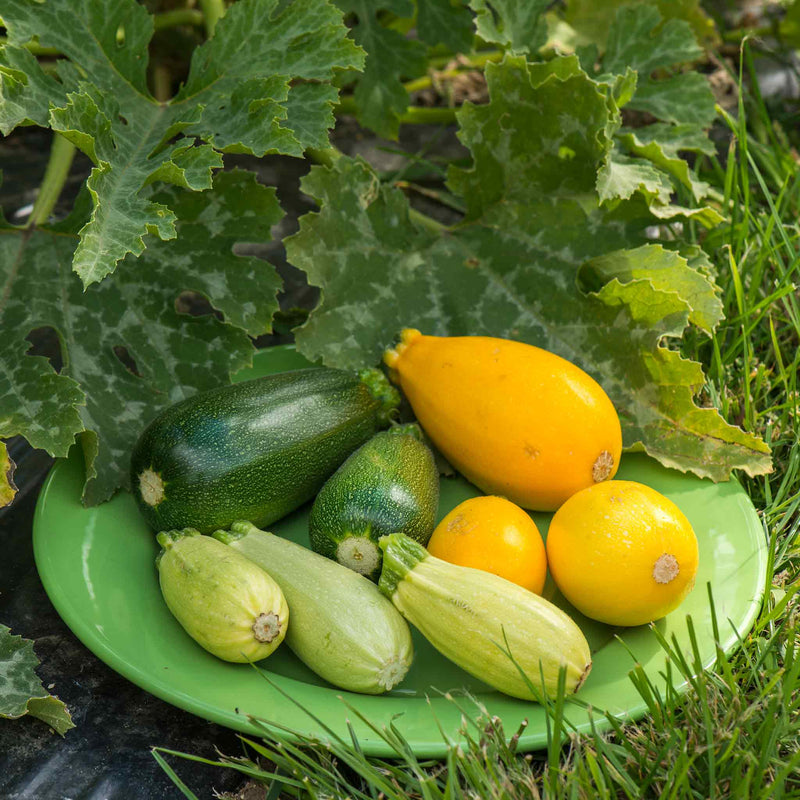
545 480 699 626
427 496 547 594
383 329 622 511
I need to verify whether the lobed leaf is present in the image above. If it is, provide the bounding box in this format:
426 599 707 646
594 5 716 130
334 0 427 139
576 4 718 222
286 56 771 481
0 0 363 285
468 0 550 54
0 442 17 509
0 624 74 735
416 0 475 53
564 0 720 50
0 170 283 503
581 245 724 334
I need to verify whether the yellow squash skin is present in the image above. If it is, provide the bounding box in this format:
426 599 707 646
545 481 699 626
384 330 623 511
427 496 547 594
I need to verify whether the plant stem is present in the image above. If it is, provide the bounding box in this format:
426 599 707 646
335 94 458 124
0 37 60 57
399 106 459 124
408 207 449 234
152 63 173 103
27 132 76 229
403 52 501 96
304 146 342 168
427 49 503 70
721 25 776 44
198 0 227 37
153 8 205 31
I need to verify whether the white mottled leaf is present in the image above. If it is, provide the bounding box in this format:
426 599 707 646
286 56 771 481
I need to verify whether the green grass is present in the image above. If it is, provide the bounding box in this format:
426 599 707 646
153 47 800 800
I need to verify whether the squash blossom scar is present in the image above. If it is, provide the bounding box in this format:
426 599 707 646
653 553 679 584
139 467 165 507
592 450 615 482
252 612 282 643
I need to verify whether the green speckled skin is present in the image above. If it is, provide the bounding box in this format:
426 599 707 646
130 368 394 533
308 426 439 581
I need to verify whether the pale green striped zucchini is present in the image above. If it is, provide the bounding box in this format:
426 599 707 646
378 533 591 701
214 522 413 694
157 529 288 663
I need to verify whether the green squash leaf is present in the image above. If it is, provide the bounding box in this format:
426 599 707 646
0 170 283 503
468 0 550 53
564 0 719 51
416 0 474 53
333 0 427 139
286 56 771 481
0 624 74 735
597 149 674 205
0 442 17 509
576 4 718 220
627 71 717 128
581 244 724 334
587 4 716 130
0 0 363 286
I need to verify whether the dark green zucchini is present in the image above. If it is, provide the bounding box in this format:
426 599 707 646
308 423 439 581
130 367 399 534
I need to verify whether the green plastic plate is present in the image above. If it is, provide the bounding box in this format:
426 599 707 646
33 346 767 757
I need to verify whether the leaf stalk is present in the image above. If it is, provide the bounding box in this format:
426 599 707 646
26 132 76 229
152 8 205 32
198 0 227 37
335 94 458 124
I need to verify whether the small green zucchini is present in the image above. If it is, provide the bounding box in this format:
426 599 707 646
130 367 399 534
214 521 413 694
378 533 592 701
308 423 439 581
157 529 288 663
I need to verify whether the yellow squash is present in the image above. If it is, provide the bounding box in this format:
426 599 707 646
384 329 622 511
427 496 547 594
545 480 699 626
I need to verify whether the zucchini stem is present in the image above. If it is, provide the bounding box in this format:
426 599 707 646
357 368 400 426
377 533 429 598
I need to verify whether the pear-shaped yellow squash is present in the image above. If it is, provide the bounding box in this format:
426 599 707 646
384 330 622 511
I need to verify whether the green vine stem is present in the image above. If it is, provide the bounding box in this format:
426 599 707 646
304 146 341 168
0 37 59 57
720 24 777 43
152 63 173 103
198 0 227 37
152 8 205 31
335 94 458 125
407 205 450 234
399 106 458 124
426 49 502 70
26 132 76 229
